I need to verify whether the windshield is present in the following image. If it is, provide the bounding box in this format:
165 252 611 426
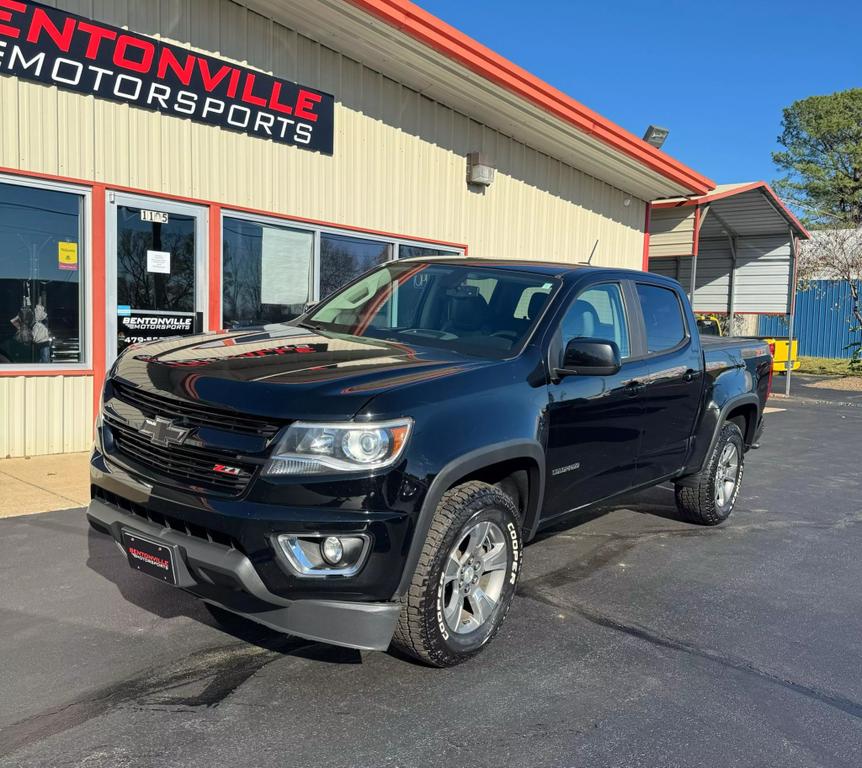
304 262 559 358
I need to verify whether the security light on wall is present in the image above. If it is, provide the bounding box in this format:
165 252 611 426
643 125 669 149
467 152 496 186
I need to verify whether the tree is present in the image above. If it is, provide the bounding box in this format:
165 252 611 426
796 228 862 370
773 89 862 227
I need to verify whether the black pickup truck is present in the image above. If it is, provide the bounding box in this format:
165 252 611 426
88 259 772 666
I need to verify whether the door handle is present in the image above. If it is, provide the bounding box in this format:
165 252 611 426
683 369 697 382
625 380 645 396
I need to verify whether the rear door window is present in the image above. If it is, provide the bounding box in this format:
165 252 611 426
636 283 687 353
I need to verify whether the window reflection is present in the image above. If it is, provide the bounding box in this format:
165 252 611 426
320 234 390 298
0 182 82 365
399 245 459 259
116 206 195 312
222 217 313 327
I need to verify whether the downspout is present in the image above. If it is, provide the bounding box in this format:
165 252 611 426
642 202 651 271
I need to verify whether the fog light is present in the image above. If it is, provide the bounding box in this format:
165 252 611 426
321 536 344 565
275 533 371 577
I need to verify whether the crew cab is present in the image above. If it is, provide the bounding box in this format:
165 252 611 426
88 259 771 666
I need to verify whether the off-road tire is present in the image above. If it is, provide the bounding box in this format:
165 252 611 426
674 422 745 525
391 481 522 667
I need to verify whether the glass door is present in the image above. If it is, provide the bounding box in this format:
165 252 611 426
107 193 208 361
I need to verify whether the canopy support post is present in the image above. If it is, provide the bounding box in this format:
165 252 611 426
689 205 703 303
785 229 797 396
726 233 738 334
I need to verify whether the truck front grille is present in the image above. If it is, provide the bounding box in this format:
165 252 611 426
111 381 281 439
106 415 257 496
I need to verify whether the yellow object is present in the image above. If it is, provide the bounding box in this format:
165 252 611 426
696 314 723 336
763 338 800 372
58 241 78 270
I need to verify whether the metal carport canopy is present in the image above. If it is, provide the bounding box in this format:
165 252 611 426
647 182 810 317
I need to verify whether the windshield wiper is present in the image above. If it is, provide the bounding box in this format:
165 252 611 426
296 321 323 331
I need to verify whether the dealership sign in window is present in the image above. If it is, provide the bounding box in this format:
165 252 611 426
117 311 196 355
0 0 335 153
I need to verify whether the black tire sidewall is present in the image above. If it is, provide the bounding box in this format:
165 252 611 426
430 501 521 657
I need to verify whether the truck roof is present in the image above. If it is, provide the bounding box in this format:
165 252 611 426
398 256 642 278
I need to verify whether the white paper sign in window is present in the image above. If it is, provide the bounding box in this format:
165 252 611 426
146 249 171 274
260 227 313 305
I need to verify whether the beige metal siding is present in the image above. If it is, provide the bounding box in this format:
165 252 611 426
0 376 93 458
648 207 696 259
0 0 645 268
0 0 650 458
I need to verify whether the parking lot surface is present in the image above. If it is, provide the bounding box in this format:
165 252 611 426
1 398 861 768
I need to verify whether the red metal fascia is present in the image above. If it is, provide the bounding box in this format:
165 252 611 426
345 0 715 195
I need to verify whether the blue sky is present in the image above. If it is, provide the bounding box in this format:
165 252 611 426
418 0 860 188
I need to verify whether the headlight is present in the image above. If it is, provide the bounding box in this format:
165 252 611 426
262 418 413 476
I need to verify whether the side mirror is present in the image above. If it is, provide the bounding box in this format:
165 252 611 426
556 339 621 377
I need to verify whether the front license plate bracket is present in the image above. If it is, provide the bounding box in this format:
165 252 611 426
122 530 178 585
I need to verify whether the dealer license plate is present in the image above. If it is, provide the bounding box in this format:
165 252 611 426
122 531 177 585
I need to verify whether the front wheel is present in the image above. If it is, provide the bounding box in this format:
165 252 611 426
392 481 522 667
674 422 745 525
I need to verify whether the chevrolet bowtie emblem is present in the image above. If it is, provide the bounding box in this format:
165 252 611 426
140 416 191 447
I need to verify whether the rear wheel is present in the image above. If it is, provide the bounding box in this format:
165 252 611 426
392 481 521 667
674 422 744 525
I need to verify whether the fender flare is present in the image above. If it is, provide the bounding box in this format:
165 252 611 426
685 393 760 480
394 440 545 597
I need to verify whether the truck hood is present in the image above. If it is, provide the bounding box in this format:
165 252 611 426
111 324 488 421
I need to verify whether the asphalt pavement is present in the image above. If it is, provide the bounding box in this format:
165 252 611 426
783 373 862 406
1 397 861 768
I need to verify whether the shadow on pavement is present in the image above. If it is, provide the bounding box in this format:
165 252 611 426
84 527 362 664
530 484 688 543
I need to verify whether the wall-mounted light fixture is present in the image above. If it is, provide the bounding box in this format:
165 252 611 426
466 152 495 187
642 125 669 149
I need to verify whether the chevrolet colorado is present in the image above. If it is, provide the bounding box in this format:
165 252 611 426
88 259 771 666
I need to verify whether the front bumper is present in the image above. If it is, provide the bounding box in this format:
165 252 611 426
87 497 401 651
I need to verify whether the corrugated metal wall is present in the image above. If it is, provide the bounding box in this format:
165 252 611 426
647 207 695 258
0 0 646 267
649 235 792 314
734 237 793 314
758 280 862 358
0 376 93 458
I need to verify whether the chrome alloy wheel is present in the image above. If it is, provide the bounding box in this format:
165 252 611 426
715 441 741 507
440 520 509 634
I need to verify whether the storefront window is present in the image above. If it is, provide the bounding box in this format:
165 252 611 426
320 234 391 298
220 215 460 328
399 245 460 259
222 216 313 328
0 181 83 365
